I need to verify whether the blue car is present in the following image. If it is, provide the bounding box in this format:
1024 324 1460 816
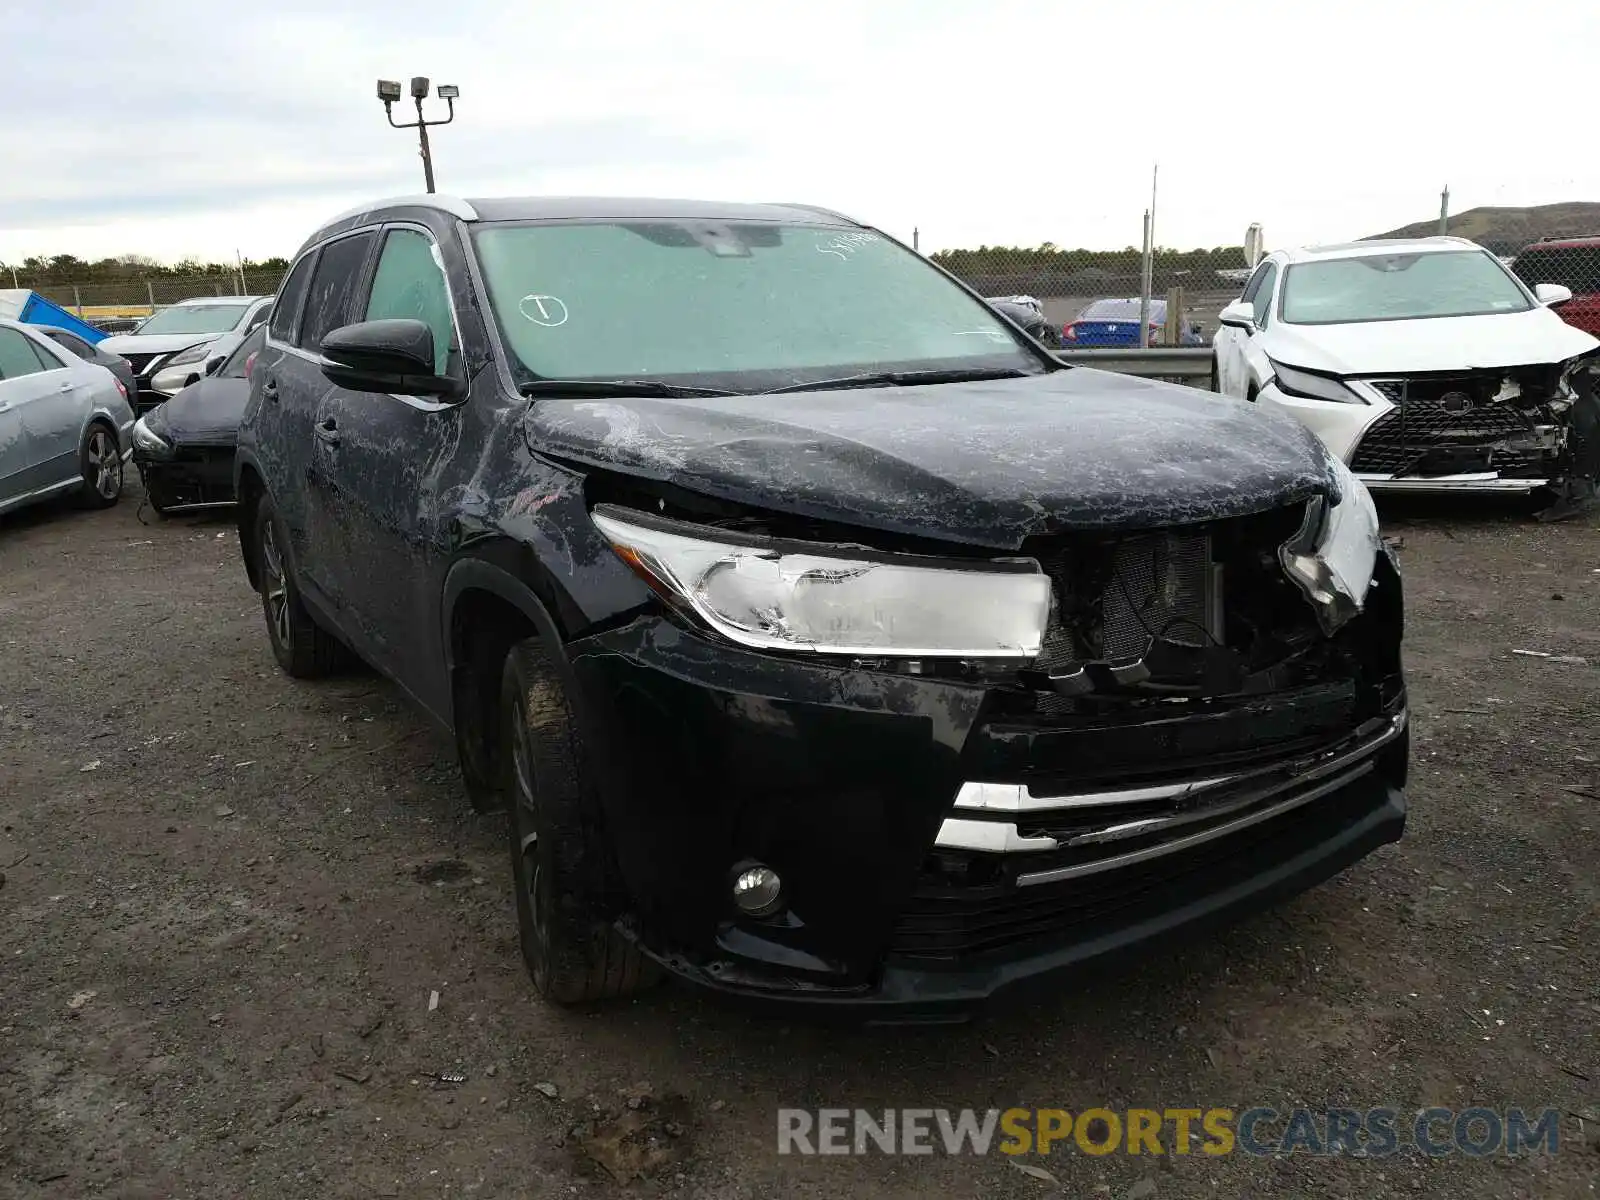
1063 298 1203 347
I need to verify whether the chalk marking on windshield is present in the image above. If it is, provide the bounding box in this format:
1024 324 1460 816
519 295 569 327
815 232 876 261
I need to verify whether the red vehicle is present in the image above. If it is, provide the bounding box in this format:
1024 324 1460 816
1511 236 1600 338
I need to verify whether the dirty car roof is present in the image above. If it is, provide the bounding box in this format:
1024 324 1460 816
306 195 865 253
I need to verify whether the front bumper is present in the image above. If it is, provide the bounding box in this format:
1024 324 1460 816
1357 471 1547 494
566 586 1408 1019
134 441 238 507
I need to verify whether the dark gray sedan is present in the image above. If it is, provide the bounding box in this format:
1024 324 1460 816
37 325 138 401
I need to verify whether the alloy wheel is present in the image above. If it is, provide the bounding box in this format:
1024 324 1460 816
88 428 121 499
260 522 291 650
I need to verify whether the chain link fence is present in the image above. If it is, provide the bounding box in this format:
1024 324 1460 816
931 245 1249 347
6 270 288 321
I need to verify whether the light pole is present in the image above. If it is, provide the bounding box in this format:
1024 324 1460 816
377 77 459 193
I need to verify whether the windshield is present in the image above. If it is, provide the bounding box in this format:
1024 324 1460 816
472 220 1039 390
1280 250 1533 325
136 303 251 336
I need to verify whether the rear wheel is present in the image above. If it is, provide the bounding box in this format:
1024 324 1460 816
254 499 343 678
501 639 653 1004
76 422 122 508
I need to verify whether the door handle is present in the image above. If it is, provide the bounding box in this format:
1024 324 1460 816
263 378 279 402
58 381 74 393
314 418 341 448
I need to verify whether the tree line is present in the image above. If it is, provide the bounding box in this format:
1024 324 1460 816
2 253 292 286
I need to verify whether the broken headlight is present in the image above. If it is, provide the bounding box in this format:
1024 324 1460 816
1280 457 1381 634
591 504 1051 657
131 413 174 460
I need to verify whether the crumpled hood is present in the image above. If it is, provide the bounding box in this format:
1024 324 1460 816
1263 308 1600 376
154 377 249 442
98 331 223 357
527 369 1336 549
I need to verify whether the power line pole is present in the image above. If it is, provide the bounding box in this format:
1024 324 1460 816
1439 185 1450 236
377 78 460 193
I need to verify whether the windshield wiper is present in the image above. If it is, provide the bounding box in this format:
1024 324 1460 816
519 378 743 398
760 366 1035 395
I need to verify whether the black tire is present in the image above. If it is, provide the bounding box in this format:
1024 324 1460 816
253 498 343 678
76 421 123 508
142 468 172 516
501 639 654 1004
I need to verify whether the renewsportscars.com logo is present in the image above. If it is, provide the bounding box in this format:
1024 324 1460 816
777 1107 1562 1158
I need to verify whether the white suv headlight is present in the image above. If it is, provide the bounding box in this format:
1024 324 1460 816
164 339 216 367
591 505 1052 657
1280 457 1382 632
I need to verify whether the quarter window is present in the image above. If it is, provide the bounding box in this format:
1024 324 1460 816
300 232 379 352
45 330 92 358
363 229 454 374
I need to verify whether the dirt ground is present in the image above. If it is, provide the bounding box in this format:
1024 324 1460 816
2 476 1597 1200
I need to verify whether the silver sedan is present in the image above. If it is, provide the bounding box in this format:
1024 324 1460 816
0 319 136 516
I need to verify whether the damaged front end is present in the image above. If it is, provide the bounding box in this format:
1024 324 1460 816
565 469 1405 1017
1349 353 1600 517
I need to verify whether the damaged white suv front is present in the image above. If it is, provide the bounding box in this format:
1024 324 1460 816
1213 237 1600 515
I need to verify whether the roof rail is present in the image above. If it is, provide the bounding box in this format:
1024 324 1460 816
1537 233 1600 242
321 194 478 228
769 202 861 226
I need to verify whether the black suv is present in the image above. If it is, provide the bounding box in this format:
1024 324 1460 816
235 196 1408 1018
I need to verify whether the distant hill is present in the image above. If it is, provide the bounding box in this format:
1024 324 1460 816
1372 203 1600 255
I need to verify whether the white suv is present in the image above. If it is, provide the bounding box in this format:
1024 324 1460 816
1212 237 1598 499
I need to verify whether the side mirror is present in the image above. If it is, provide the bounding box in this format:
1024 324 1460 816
1535 283 1573 307
204 356 224 377
1218 300 1257 331
318 319 460 398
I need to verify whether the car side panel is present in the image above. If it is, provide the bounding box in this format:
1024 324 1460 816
3 364 84 499
248 341 324 587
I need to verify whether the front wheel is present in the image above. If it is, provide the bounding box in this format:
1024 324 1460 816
77 422 123 508
253 498 343 678
501 639 654 1004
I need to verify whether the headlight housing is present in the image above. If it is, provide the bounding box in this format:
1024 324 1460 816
1269 358 1366 405
591 505 1052 657
164 339 216 367
1280 457 1381 633
131 413 173 460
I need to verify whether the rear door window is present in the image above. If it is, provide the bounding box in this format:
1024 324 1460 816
27 337 67 370
269 253 317 344
0 328 51 379
300 232 379 351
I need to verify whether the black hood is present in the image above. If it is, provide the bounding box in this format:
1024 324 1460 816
157 377 251 443
527 369 1336 550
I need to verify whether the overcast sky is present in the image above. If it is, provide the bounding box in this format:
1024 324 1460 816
3 0 1596 265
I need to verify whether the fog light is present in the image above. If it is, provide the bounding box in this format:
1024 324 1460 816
732 865 783 917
